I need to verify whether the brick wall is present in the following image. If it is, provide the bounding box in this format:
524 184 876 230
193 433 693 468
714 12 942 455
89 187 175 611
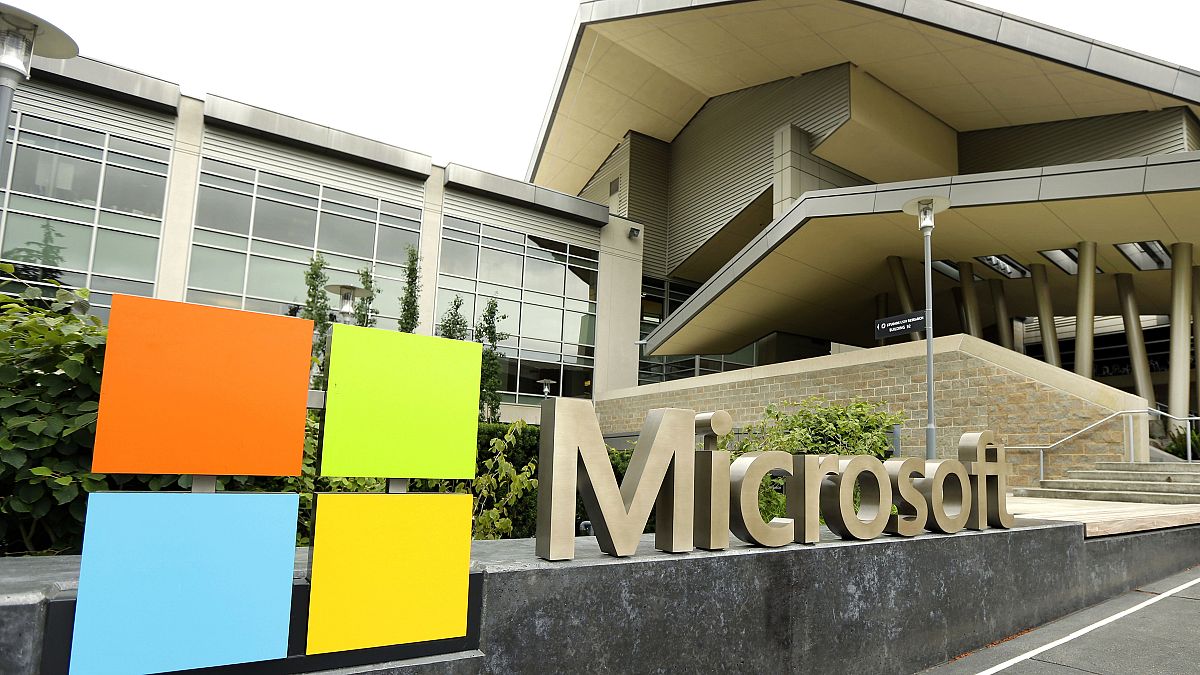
594 336 1148 488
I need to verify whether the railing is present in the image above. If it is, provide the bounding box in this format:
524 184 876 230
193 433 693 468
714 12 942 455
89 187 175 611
1009 408 1199 480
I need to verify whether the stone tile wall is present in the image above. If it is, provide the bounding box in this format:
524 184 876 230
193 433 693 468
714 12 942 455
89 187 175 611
595 340 1141 488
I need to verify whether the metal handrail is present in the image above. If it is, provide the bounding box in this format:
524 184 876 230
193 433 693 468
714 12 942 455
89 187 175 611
1009 408 1199 480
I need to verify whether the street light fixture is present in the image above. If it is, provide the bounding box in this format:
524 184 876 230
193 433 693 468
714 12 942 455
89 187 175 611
902 195 950 460
0 4 77 124
324 283 368 324
537 378 557 397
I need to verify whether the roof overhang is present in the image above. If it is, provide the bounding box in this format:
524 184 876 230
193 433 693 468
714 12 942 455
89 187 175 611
530 0 1200 195
644 151 1200 355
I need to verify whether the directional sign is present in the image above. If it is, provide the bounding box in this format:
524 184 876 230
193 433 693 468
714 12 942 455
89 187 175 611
875 311 926 340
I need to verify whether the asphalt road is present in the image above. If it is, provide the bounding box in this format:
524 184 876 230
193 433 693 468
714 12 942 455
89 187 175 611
922 565 1200 675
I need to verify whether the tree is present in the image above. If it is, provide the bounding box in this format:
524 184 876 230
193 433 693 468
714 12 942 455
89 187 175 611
352 266 378 328
438 295 469 341
474 297 509 423
300 254 332 389
398 244 421 333
6 219 66 284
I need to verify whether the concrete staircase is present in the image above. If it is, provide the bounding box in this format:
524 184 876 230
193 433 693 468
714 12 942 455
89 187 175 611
1014 462 1200 504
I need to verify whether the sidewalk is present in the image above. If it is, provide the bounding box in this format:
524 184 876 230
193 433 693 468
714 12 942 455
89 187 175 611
922 565 1200 674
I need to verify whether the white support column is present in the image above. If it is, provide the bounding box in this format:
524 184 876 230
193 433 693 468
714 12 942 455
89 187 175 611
957 261 982 337
1029 263 1061 368
154 96 205 302
989 279 1013 349
1168 243 1193 432
415 166 445 336
1116 273 1155 406
592 215 644 396
1074 241 1097 378
886 256 921 341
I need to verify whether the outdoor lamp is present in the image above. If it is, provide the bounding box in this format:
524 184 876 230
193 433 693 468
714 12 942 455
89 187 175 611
537 378 557 397
901 195 950 459
324 283 368 323
0 4 76 122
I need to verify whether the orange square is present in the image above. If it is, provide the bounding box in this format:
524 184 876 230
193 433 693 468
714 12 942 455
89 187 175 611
93 295 313 476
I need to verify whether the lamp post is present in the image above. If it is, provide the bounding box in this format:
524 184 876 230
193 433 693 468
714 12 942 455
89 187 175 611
902 196 950 460
537 378 557 397
0 4 76 124
324 283 368 324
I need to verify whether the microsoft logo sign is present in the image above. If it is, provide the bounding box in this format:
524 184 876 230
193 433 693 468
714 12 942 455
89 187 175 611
69 295 481 674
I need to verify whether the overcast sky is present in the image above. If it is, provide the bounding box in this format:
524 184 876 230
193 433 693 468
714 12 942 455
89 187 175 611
24 1 1200 181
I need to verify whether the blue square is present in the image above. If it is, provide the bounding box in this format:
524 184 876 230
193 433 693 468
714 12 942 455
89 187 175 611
69 493 299 674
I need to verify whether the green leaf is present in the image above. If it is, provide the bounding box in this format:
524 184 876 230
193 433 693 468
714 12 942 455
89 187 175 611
26 419 47 435
54 475 74 486
53 483 79 505
1 447 28 469
29 466 54 477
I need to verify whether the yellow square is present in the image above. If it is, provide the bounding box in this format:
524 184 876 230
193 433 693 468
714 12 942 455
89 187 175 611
305 493 472 654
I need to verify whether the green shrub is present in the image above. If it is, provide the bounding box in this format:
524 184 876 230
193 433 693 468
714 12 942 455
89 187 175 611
1164 428 1199 461
724 397 903 522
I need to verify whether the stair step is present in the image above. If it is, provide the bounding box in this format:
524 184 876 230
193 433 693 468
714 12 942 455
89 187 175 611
1040 479 1200 495
1064 470 1200 483
1093 462 1200 473
1012 487 1200 505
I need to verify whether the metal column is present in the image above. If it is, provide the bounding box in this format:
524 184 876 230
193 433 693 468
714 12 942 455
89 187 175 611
958 261 982 337
1030 264 1061 368
989 278 1013 349
1193 266 1200 426
1168 243 1193 432
1115 273 1155 406
1074 241 1097 378
886 256 922 341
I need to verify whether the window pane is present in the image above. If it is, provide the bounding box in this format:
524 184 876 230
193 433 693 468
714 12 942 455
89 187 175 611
372 275 404 310
101 165 166 217
246 256 307 302
500 357 518 392
377 225 419 264
566 266 597 301
436 290 474 329
383 201 421 220
21 131 104 159
253 199 316 247
527 235 567 254
569 245 599 261
89 275 154 296
11 145 101 204
518 360 560 396
481 225 523 244
194 229 246 250
380 212 420 229
195 186 251 234
258 185 318 208
92 229 158 280
524 258 564 295
109 136 170 161
186 289 241 309
323 186 376 210
244 297 300 316
260 172 318 196
479 247 522 287
201 158 255 181
442 215 479 233
107 153 168 175
563 311 596 345
1 214 91 271
250 239 310 262
189 245 245 294
322 200 375 220
200 173 253 193
561 365 593 398
318 212 374 257
8 194 93 222
520 303 562 341
439 238 478 278
97 211 160 235
474 296 519 338
21 116 104 146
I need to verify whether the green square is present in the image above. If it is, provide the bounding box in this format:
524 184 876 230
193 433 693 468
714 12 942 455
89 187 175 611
321 325 481 478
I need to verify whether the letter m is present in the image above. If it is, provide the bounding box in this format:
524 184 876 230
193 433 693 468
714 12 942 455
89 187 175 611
535 398 695 561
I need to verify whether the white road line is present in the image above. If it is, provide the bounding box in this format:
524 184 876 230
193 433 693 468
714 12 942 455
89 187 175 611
975 573 1200 675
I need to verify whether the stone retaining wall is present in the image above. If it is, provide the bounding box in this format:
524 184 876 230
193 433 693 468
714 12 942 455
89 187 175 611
596 335 1148 488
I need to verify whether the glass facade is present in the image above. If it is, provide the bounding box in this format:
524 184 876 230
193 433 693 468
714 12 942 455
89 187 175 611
639 276 756 385
436 215 598 403
0 111 169 318
185 157 422 328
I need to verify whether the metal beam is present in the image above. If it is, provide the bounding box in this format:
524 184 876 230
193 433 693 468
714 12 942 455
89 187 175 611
1168 243 1193 431
1074 241 1097 378
1193 266 1200 424
988 279 1013 349
886 256 921 341
957 261 982 337
1029 264 1061 368
1115 273 1155 406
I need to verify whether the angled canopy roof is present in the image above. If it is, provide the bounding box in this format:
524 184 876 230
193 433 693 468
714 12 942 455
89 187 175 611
529 0 1200 195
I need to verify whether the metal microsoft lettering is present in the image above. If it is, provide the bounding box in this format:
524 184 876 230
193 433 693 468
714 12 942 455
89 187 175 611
535 399 1014 561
